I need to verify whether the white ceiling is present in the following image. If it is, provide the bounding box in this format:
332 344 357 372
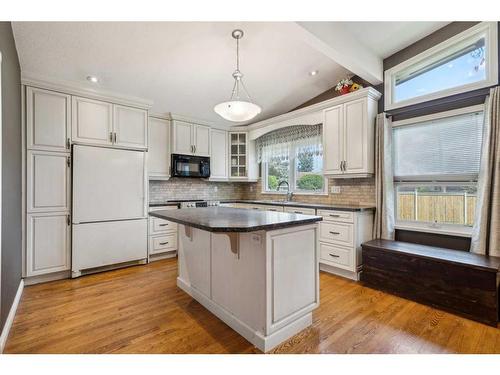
339 22 450 59
12 22 351 125
12 22 449 126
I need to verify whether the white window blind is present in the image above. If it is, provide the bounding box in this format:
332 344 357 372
393 111 484 181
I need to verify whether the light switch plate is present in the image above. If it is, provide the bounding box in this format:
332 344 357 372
330 186 341 194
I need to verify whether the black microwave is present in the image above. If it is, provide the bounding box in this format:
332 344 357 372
171 154 210 178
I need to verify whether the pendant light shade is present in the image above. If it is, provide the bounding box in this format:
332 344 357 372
214 29 262 123
214 100 262 122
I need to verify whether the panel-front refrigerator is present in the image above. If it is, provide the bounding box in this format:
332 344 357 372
72 144 148 277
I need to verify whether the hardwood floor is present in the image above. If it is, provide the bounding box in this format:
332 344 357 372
5 258 500 354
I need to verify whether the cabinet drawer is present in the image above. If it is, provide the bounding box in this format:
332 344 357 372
320 242 353 270
150 217 177 234
319 221 354 247
317 209 354 223
149 233 178 255
284 207 316 215
259 205 284 212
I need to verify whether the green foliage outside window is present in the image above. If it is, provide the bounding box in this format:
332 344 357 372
297 174 323 191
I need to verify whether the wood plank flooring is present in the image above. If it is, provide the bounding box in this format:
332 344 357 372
5 258 500 353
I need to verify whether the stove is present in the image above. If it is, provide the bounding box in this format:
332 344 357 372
177 200 220 208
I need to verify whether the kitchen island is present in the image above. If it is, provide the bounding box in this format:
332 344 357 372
150 207 322 352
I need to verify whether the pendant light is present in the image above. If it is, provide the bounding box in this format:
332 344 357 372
214 29 262 123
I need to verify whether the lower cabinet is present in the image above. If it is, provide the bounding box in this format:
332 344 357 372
316 209 374 280
26 212 71 277
148 205 179 260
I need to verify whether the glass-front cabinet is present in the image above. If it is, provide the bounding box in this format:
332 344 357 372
229 132 248 178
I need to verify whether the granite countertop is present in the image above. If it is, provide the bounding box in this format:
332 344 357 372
149 207 322 233
220 200 375 212
149 202 181 207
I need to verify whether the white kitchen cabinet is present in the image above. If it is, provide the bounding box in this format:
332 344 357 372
72 96 113 146
148 117 171 179
27 150 71 213
193 124 210 156
283 206 316 215
148 205 179 261
209 129 228 180
317 209 373 280
323 96 378 178
26 212 71 276
171 120 210 156
26 87 71 152
113 105 148 149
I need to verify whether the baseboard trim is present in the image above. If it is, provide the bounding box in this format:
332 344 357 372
0 279 24 353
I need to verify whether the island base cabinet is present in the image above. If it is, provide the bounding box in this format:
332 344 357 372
176 224 319 352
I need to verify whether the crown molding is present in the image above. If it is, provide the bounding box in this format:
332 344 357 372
246 87 382 133
21 71 154 109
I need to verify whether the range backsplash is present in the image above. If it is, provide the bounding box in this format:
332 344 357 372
150 177 375 207
149 178 248 202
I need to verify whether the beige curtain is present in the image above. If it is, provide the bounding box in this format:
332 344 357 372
373 113 395 240
471 87 500 256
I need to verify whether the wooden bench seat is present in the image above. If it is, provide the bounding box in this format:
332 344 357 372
361 239 500 326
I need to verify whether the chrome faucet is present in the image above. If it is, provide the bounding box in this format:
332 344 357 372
277 180 293 202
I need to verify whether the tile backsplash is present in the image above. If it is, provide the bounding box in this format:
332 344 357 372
244 177 376 206
149 177 375 207
149 178 248 203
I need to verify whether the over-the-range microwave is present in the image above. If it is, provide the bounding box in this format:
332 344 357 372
171 154 210 178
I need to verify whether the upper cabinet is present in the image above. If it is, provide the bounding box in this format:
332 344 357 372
209 129 228 181
229 132 248 179
27 87 71 152
148 117 171 180
72 96 147 150
72 96 113 146
113 105 148 149
171 120 210 156
323 96 378 178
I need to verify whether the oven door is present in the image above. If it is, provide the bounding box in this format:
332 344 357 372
172 154 210 178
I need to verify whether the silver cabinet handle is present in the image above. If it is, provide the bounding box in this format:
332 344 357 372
194 145 197 154
329 214 340 218
329 231 340 235
252 207 260 210
329 253 340 258
110 132 114 142
159 241 169 245
113 132 117 143
159 223 168 227
67 215 71 226
66 156 71 168
66 138 71 149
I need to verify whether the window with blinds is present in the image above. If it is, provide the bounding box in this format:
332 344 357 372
393 110 484 181
392 108 484 231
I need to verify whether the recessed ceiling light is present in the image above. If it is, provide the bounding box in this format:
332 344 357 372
86 75 99 83
309 70 319 76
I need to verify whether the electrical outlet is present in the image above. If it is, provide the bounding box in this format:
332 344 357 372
330 186 341 194
214 186 218 192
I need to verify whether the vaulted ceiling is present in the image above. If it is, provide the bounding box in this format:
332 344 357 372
12 21 448 125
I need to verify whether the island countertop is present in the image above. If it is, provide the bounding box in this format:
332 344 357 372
149 206 322 232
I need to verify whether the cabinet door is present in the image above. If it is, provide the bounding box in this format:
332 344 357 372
193 124 210 156
26 87 71 152
172 120 193 155
179 227 211 297
344 99 367 174
148 117 170 179
72 96 113 146
27 150 71 213
26 212 71 276
209 129 228 180
323 105 344 175
113 105 148 149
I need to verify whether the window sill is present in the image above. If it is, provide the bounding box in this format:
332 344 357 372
395 223 473 238
261 191 329 197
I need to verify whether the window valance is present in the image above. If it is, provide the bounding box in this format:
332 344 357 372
256 124 322 163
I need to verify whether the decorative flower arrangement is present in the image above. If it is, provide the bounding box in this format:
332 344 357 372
335 77 353 95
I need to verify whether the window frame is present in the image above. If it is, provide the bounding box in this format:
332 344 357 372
384 22 498 111
392 104 484 237
261 143 328 196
